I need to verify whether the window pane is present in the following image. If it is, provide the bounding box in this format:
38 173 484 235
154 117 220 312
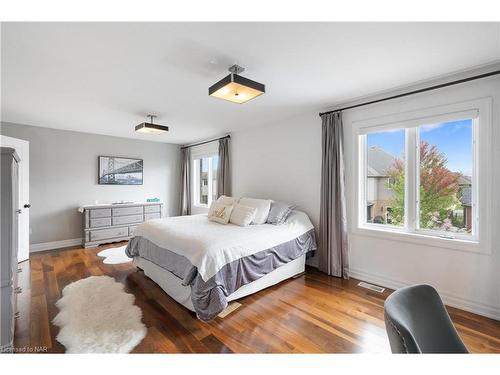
211 156 219 203
199 158 209 205
366 129 405 226
418 119 473 235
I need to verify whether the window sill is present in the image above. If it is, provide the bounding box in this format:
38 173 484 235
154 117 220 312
352 225 491 255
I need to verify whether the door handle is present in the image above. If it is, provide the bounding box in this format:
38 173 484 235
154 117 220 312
24 204 31 208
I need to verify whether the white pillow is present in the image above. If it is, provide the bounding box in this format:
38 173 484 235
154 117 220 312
208 202 233 224
216 195 239 206
238 197 272 224
230 204 257 227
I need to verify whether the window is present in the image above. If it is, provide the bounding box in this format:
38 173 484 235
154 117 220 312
359 113 478 242
365 128 405 227
193 154 219 207
418 119 473 236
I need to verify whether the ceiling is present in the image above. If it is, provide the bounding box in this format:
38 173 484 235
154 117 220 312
1 22 499 144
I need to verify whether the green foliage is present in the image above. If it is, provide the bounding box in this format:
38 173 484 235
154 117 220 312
418 186 460 229
386 167 405 225
386 141 461 230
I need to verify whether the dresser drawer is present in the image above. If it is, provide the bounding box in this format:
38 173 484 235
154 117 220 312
144 205 161 213
144 212 161 221
112 206 143 216
128 225 138 236
90 227 128 241
89 208 111 218
112 214 143 226
90 217 112 228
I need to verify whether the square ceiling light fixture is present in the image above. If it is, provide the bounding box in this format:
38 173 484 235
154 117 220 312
209 64 265 104
135 114 169 134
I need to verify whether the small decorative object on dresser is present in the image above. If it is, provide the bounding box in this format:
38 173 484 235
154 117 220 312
80 202 163 248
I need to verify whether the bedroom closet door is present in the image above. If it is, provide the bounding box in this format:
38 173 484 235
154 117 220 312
0 136 30 262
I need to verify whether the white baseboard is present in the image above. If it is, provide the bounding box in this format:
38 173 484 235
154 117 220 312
29 238 82 253
350 267 500 321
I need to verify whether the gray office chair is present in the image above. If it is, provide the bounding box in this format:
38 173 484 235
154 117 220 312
384 284 469 353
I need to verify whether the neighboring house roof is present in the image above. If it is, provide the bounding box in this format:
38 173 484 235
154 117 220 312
460 186 472 207
367 146 397 177
458 175 472 186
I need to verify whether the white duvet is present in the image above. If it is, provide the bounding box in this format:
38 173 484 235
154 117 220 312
132 210 314 281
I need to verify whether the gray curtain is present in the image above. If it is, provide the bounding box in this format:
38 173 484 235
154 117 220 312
217 137 231 198
179 147 191 216
319 111 349 279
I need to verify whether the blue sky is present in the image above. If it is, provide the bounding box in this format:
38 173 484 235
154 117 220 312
201 156 219 172
367 119 473 175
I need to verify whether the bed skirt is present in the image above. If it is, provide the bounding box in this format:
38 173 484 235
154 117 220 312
134 254 306 313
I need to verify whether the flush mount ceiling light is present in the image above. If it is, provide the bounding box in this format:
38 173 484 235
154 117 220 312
135 114 169 135
209 64 265 104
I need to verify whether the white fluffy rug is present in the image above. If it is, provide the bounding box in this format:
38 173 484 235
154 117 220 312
97 245 132 264
53 276 147 353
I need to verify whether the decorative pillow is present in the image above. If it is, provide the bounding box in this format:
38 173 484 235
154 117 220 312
230 204 257 227
208 202 233 224
216 195 239 206
267 201 296 225
238 197 272 224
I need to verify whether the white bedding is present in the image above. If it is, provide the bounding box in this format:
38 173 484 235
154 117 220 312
132 210 314 282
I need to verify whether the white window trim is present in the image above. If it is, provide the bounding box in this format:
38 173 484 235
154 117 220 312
190 142 219 209
350 98 492 255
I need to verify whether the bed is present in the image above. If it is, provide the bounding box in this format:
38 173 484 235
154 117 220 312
125 210 316 321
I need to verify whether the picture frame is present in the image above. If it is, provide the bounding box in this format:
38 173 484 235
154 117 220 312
98 155 143 185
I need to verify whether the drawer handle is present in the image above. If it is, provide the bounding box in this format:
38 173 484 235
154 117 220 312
14 312 20 319
14 287 22 294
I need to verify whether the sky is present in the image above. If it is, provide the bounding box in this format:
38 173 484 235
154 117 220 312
201 155 219 172
367 119 473 176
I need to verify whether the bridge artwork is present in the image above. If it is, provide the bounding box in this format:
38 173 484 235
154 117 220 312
98 156 143 185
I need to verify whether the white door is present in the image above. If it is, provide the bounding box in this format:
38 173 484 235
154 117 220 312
0 135 30 262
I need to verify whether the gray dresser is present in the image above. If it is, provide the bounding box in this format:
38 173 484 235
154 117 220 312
1 148 21 353
81 202 163 248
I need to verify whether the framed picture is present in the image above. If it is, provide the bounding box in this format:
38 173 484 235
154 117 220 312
98 156 143 185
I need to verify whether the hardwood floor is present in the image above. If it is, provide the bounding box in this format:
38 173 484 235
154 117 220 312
14 242 500 353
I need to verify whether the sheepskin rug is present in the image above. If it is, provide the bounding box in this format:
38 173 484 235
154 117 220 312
53 276 147 353
97 245 132 264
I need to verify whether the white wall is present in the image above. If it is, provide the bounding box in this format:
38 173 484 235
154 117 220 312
231 111 322 229
0 122 180 248
343 76 500 320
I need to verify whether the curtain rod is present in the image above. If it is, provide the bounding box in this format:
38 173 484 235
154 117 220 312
181 135 230 150
319 69 500 117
